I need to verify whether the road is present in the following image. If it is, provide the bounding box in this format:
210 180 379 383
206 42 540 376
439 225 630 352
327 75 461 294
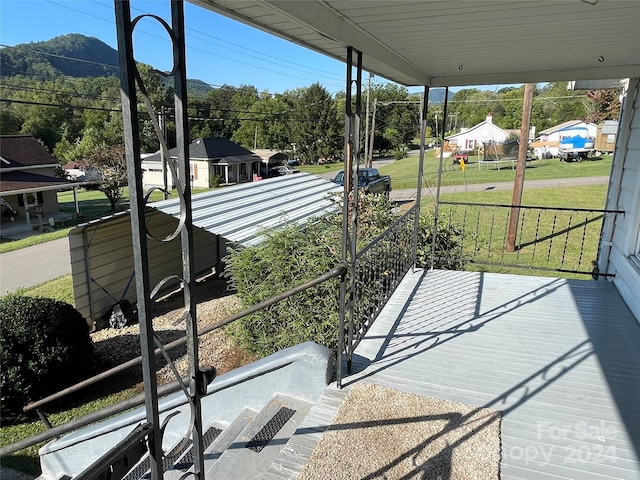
0 175 609 295
0 237 71 295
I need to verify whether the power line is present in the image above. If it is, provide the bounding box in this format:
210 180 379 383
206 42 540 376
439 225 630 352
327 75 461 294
0 84 122 102
1 97 121 112
0 44 119 70
43 0 345 90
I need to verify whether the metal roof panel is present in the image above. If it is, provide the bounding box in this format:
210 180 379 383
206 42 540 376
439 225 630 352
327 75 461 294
150 173 341 246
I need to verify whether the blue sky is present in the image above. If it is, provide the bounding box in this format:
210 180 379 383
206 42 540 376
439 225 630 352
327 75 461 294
0 0 519 95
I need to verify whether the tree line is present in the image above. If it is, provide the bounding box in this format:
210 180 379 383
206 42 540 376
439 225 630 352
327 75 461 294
1 64 620 167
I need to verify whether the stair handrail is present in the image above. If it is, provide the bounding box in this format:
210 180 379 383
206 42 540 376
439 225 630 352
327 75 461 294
2 265 346 457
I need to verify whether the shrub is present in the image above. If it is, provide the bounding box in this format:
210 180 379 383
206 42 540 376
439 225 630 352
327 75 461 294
0 295 93 419
225 196 466 358
393 147 407 161
227 195 397 357
225 220 343 357
415 212 466 269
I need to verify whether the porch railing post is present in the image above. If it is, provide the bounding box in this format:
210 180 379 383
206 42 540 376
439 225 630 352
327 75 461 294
338 47 362 387
114 2 162 477
430 87 449 270
413 86 429 269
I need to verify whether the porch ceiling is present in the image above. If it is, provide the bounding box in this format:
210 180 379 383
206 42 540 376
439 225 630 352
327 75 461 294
191 0 640 87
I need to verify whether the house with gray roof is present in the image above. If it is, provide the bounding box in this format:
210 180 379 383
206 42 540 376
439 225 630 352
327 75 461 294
141 137 263 190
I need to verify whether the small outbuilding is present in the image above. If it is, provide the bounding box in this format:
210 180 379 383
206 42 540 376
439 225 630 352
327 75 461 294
594 120 618 154
68 173 341 326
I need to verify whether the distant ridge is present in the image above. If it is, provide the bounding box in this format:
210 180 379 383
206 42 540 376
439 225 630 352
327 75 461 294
0 33 213 96
1 34 119 78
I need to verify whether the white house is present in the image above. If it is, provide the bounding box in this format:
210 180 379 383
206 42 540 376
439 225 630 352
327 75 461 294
445 113 511 152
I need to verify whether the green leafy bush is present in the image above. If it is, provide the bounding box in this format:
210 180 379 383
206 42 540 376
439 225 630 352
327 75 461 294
415 212 466 269
226 220 343 356
0 295 93 419
225 196 465 357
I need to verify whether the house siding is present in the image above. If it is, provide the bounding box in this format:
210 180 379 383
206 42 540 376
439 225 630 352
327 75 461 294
604 78 640 324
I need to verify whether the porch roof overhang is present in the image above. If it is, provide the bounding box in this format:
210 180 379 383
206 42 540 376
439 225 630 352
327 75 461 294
192 0 640 87
0 171 84 196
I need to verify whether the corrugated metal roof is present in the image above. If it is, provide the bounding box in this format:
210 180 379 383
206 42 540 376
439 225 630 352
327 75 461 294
150 173 342 246
601 120 619 135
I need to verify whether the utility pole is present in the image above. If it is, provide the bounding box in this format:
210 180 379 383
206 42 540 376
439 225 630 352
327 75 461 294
506 83 535 252
253 123 258 150
363 73 373 167
434 110 438 139
368 98 377 167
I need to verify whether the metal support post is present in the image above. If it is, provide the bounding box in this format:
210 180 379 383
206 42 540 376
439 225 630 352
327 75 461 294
338 46 362 387
429 87 449 270
114 2 162 477
413 86 429 269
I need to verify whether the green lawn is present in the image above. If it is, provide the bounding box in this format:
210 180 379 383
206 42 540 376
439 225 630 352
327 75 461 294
428 185 609 279
380 152 612 190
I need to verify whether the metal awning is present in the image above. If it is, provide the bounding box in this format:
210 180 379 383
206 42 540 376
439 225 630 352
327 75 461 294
192 0 640 87
150 172 341 246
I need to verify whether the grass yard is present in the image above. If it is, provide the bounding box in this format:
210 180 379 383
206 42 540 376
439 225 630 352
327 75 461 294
429 185 610 279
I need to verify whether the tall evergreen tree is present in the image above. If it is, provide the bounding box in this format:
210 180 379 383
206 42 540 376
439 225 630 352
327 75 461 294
288 83 342 164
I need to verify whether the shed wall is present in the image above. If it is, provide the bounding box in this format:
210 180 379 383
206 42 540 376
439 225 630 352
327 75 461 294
69 209 222 326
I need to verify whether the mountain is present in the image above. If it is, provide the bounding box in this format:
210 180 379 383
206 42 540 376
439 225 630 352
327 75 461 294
1 34 119 78
1 34 213 97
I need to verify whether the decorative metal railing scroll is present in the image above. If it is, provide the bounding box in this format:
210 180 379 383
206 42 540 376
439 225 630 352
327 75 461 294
114 1 204 478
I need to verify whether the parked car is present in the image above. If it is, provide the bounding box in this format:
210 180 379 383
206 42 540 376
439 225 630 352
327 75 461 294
270 165 299 176
452 150 469 165
332 168 391 196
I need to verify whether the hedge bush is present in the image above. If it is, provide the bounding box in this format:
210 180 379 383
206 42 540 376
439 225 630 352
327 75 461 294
0 295 93 419
225 195 465 357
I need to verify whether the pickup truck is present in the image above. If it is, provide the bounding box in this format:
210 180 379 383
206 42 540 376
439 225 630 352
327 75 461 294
452 150 469 165
332 168 391 196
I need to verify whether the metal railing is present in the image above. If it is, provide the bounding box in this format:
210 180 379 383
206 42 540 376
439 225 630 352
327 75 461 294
343 204 417 370
0 265 346 457
436 201 624 277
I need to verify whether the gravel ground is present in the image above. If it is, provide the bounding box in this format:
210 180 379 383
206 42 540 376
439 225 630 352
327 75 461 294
90 277 257 387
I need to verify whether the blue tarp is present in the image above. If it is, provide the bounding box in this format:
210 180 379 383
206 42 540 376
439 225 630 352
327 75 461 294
560 135 591 148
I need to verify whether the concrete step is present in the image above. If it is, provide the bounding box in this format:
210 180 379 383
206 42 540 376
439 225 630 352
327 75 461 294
204 394 313 479
264 385 348 480
162 408 258 480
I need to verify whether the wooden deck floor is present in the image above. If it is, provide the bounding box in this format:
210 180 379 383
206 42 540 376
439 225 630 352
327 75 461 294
344 269 640 479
